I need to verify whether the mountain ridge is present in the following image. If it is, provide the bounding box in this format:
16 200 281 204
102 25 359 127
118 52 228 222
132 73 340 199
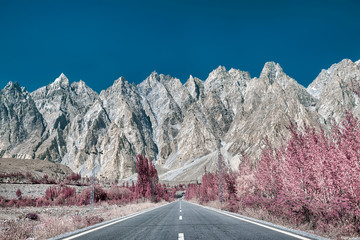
1 59 359 181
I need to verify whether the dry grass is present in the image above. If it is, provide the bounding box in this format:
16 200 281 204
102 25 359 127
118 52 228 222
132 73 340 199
190 200 359 240
0 201 166 240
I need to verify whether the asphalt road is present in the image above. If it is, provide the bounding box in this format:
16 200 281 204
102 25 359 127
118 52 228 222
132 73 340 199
59 200 317 240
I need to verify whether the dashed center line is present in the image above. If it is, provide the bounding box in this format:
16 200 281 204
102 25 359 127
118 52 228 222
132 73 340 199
180 209 182 212
178 233 184 240
179 215 182 220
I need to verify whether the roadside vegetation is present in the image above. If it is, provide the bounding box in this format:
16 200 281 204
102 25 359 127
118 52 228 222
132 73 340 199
185 112 360 239
0 155 178 239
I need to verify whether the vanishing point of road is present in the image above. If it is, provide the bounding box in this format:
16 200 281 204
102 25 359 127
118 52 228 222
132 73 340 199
56 200 323 240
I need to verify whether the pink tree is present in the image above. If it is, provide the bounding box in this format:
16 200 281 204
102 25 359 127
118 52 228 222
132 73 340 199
135 154 159 201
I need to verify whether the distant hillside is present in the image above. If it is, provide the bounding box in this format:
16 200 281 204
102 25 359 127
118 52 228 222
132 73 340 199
0 158 73 180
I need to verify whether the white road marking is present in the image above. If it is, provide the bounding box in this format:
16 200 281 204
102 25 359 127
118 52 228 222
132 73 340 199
61 203 170 240
180 209 182 212
178 233 184 240
179 215 182 220
188 202 311 240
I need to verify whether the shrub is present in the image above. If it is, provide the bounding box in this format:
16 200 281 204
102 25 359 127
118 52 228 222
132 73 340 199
77 185 107 205
44 185 77 205
7 199 16 207
85 216 104 226
107 185 131 201
25 212 39 221
67 173 81 182
223 200 240 213
36 197 52 207
0 196 6 207
16 189 22 199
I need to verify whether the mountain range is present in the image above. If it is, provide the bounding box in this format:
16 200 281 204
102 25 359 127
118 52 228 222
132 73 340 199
1 59 360 182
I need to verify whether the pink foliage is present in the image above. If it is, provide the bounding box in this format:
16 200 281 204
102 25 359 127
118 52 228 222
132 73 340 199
16 189 22 199
45 185 76 205
185 112 360 235
251 113 360 231
135 154 171 202
77 185 107 205
107 185 131 201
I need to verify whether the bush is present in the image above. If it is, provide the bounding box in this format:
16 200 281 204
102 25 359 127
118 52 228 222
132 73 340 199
16 189 22 199
14 198 35 207
25 212 39 221
85 216 104 226
36 197 52 207
77 185 107 205
223 200 240 213
107 185 131 201
0 196 6 207
67 173 81 182
7 199 16 207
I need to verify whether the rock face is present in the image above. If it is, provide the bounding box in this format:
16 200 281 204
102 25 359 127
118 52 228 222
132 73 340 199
307 59 360 122
0 82 46 159
30 74 99 163
0 59 359 181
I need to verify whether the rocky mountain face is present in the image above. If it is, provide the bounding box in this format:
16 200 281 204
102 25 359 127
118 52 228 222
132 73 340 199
1 59 359 182
307 59 360 123
0 82 46 159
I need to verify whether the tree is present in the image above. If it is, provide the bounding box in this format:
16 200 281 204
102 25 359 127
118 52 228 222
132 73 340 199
16 189 22 199
135 154 159 201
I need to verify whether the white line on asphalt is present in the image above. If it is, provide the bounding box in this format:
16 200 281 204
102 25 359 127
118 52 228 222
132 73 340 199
61 203 170 240
178 233 184 240
179 215 182 220
180 209 182 212
187 202 311 240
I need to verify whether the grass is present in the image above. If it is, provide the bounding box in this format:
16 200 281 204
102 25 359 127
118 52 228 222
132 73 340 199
0 201 166 240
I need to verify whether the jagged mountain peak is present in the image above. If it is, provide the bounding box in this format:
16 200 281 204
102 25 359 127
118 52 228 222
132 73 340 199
259 61 284 85
147 71 174 83
186 74 203 85
2 82 30 101
207 65 228 81
184 75 204 100
53 73 70 88
307 59 360 99
150 70 159 76
139 71 177 92
4 81 21 91
2 59 360 182
206 65 251 85
214 65 227 72
144 71 161 85
113 76 129 87
229 68 251 81
100 76 140 101
59 72 67 79
70 79 86 90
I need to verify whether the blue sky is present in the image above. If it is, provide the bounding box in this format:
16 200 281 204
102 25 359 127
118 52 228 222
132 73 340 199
0 0 359 92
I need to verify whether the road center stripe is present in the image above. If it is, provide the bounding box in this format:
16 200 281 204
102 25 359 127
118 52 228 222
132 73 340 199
178 233 184 240
179 215 182 220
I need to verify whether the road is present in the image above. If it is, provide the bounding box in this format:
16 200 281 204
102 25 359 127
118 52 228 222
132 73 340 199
59 200 318 240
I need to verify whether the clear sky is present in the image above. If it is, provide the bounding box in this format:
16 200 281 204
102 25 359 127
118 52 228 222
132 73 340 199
0 0 359 92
